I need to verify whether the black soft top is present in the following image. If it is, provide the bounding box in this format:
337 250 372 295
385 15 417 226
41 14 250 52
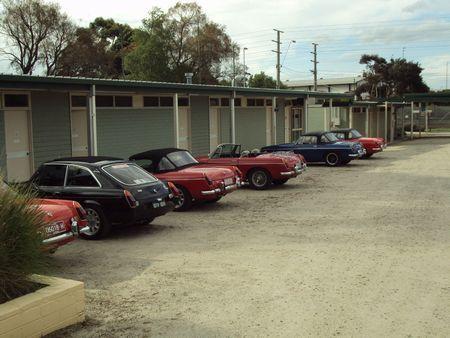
50 156 125 167
302 131 328 137
331 128 353 133
130 148 186 162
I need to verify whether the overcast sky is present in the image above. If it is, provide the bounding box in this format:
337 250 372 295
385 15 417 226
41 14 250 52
1 0 450 89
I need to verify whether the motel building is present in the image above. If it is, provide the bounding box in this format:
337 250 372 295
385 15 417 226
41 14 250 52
0 74 412 182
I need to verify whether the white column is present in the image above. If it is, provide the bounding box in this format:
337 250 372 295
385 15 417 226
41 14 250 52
329 98 333 130
349 105 353 128
384 101 388 141
376 108 380 137
365 107 369 137
173 93 179 147
88 85 98 156
272 97 277 144
304 95 309 132
425 103 429 132
231 91 236 143
410 101 414 140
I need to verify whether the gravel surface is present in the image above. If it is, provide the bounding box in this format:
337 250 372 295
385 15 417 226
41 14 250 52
48 138 450 337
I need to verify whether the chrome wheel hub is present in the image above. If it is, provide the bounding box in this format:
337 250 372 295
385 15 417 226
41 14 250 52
85 208 101 235
252 171 267 187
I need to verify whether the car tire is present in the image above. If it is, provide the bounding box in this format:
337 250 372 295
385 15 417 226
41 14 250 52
248 168 272 190
174 185 193 211
81 204 111 240
325 152 341 166
273 178 289 185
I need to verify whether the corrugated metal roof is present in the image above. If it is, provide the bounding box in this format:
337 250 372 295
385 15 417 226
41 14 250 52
0 74 352 99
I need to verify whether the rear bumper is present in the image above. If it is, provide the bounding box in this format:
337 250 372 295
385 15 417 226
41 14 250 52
201 183 239 196
42 219 90 246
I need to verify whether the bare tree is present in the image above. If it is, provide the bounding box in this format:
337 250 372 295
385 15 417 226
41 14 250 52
40 12 76 75
0 0 59 74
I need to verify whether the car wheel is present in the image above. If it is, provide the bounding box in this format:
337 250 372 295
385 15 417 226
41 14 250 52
273 178 289 185
81 205 111 240
325 152 340 166
248 168 272 190
174 185 192 211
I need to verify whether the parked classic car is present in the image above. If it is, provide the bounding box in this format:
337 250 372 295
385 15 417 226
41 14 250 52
332 128 386 158
28 157 175 239
1 180 89 252
261 131 365 166
197 144 306 190
130 148 241 210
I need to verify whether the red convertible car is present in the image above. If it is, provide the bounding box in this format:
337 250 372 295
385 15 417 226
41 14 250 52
1 181 89 252
332 128 386 158
130 148 241 211
197 144 307 190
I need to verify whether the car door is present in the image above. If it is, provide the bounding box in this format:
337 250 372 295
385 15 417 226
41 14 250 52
293 136 318 162
33 164 68 198
63 165 104 203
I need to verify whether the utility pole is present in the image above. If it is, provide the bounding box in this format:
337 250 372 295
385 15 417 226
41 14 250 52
272 29 283 89
243 47 248 87
402 47 405 59
232 46 236 86
310 43 318 91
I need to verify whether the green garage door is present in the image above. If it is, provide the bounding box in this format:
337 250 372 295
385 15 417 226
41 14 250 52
236 107 266 151
353 111 366 135
97 108 174 158
190 96 210 156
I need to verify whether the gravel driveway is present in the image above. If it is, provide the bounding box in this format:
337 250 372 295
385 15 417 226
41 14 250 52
49 137 450 337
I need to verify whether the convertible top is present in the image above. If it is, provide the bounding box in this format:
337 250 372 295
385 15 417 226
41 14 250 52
130 148 186 161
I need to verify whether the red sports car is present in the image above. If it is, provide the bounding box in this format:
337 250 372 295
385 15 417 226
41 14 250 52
1 181 89 252
197 144 307 190
332 128 386 158
130 148 241 211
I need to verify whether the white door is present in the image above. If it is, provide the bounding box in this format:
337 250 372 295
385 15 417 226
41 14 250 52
4 110 31 182
71 109 89 156
179 107 190 150
209 107 220 152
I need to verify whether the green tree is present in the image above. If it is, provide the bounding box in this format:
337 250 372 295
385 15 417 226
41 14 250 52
356 54 429 99
56 27 116 78
125 2 236 84
248 72 279 88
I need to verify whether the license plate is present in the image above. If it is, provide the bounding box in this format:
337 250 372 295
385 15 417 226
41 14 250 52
45 221 66 235
224 178 234 186
152 201 166 208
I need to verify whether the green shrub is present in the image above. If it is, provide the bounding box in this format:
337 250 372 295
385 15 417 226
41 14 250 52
0 180 48 304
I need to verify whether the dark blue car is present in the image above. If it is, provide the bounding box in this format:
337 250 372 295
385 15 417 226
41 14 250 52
261 131 365 166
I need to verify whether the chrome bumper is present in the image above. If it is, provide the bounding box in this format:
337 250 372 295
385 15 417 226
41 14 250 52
281 163 307 176
42 225 90 245
201 183 238 196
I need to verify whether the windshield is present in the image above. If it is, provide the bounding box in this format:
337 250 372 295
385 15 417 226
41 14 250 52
103 163 158 186
323 132 339 142
350 129 363 138
166 151 198 168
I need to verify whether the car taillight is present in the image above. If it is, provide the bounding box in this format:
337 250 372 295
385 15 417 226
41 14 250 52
124 190 138 208
73 202 87 220
167 182 180 196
